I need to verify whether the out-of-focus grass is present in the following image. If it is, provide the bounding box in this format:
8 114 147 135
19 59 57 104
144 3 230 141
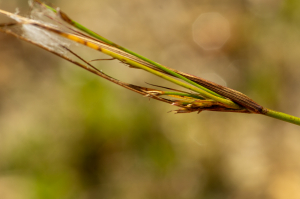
0 0 300 199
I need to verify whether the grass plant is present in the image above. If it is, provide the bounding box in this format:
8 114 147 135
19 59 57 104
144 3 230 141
0 0 299 125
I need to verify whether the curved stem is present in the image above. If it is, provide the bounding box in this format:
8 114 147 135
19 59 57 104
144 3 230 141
263 108 300 126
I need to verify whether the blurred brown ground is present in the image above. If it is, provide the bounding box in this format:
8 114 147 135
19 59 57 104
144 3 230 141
0 0 300 199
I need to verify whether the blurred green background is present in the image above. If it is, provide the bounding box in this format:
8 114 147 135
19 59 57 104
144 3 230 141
1 0 300 198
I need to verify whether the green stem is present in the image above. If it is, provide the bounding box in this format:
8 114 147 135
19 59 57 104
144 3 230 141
162 91 205 99
263 108 300 126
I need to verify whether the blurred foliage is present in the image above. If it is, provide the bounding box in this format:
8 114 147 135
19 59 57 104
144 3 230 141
1 0 300 199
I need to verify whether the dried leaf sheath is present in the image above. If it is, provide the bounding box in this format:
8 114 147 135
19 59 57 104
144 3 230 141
0 8 251 114
1 3 300 126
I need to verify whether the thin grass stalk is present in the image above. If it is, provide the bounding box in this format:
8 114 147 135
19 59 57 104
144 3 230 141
1 3 300 125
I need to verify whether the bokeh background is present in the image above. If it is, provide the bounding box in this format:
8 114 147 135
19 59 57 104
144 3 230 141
1 0 300 198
